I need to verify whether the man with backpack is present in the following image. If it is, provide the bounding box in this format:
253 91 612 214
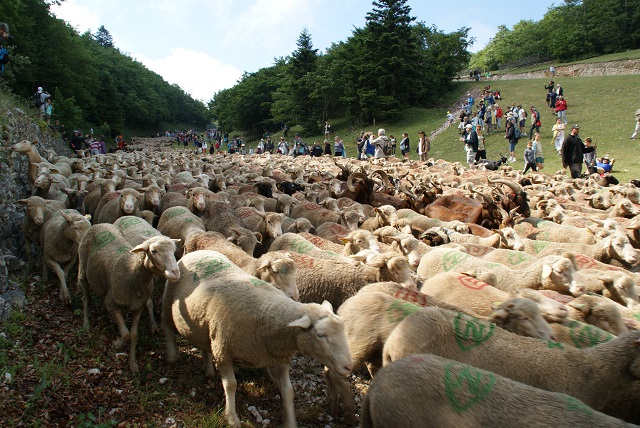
33 87 50 120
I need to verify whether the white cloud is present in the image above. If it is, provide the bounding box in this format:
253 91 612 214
50 0 100 33
136 48 243 102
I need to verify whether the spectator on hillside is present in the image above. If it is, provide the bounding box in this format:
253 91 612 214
596 154 615 173
562 124 594 178
494 104 503 131
334 136 345 157
555 95 568 124
446 111 455 126
70 130 84 153
324 122 331 138
324 139 332 155
552 118 565 155
475 125 486 162
98 135 107 155
529 106 541 139
505 119 519 163
34 87 50 120
370 128 389 158
631 112 640 139
399 132 410 159
545 80 555 108
583 137 598 174
532 132 544 170
550 66 555 77
0 22 10 77
277 137 288 154
523 141 537 174
389 134 397 155
417 131 430 162
44 98 53 124
462 124 478 169
517 105 527 135
88 134 101 156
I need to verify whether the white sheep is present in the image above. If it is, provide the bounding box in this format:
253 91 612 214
417 247 579 295
382 306 640 423
161 250 352 428
40 209 91 303
95 188 142 224
361 353 635 428
78 223 180 374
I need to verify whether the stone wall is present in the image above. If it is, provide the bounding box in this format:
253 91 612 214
0 105 70 320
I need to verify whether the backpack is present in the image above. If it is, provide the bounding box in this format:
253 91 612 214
514 128 524 139
382 137 392 155
33 92 44 108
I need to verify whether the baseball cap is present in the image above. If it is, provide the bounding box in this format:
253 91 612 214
571 124 580 130
37 87 43 93
465 124 472 129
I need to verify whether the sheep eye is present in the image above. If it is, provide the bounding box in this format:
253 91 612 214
316 331 326 338
150 249 157 255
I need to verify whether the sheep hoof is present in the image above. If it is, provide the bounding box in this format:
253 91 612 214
129 360 139 374
113 337 126 350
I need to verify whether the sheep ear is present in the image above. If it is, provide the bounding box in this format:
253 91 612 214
130 242 149 254
287 315 312 329
490 308 509 320
16 199 28 205
172 239 181 245
254 232 263 244
542 264 552 278
321 300 335 313
60 211 73 222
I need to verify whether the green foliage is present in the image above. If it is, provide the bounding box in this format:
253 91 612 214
472 0 640 70
0 0 207 136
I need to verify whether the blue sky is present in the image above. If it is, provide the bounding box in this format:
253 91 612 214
51 0 559 102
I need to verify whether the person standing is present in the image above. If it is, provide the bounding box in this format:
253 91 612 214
475 125 487 162
462 124 478 169
370 128 389 159
561 124 594 178
399 132 410 159
0 22 11 77
324 121 331 138
550 66 555 77
555 96 568 124
529 106 541 139
552 118 565 155
505 120 519 163
583 137 597 174
334 136 345 157
98 135 107 155
494 104 503 131
531 132 544 170
44 98 53 124
324 139 332 155
522 141 537 174
417 131 430 162
34 87 50 120
631 111 640 139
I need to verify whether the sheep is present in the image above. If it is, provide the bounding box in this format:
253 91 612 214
290 202 361 229
40 209 91 303
269 232 354 263
283 251 414 309
361 353 636 428
84 178 118 219
16 196 66 267
95 188 142 224
326 284 555 422
182 231 298 300
314 221 351 244
78 223 181 374
161 249 352 428
359 205 399 231
514 217 600 244
550 319 615 348
202 201 262 255
137 185 165 213
11 140 72 182
340 229 382 256
574 269 640 307
416 247 580 295
281 216 314 233
381 306 640 423
420 272 569 323
33 168 70 201
60 188 88 215
157 206 206 257
235 206 285 255
565 293 630 335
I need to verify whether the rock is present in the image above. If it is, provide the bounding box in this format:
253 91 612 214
87 368 101 375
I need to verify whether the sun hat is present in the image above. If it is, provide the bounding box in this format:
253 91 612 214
603 154 610 160
571 124 580 130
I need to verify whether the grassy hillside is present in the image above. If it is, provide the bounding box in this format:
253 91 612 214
275 72 640 182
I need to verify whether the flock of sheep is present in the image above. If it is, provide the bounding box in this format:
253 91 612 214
10 136 640 427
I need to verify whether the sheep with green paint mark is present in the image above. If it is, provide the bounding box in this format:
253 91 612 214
183 230 298 300
417 247 580 295
157 206 206 257
361 353 636 428
78 223 180 374
161 249 352 428
382 306 640 424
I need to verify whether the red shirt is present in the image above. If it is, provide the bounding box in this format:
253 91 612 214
495 107 503 118
555 99 567 112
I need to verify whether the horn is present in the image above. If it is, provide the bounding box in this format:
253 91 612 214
347 172 368 192
489 178 524 195
371 169 390 187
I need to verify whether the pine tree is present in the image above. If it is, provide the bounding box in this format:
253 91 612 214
94 25 114 48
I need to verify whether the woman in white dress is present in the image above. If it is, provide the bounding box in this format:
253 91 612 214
551 118 565 155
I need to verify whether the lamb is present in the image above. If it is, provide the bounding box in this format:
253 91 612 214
78 223 181 374
361 353 636 428
95 188 142 224
416 247 580 295
381 306 640 423
182 230 298 300
161 249 352 428
40 209 91 303
283 251 414 309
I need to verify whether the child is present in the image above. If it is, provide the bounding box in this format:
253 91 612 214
523 141 537 174
446 111 455 126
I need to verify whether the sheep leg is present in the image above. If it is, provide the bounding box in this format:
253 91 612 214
110 308 131 350
325 367 357 425
267 364 297 428
218 362 242 427
146 298 159 335
202 348 216 381
63 257 77 281
44 256 71 303
128 307 143 374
